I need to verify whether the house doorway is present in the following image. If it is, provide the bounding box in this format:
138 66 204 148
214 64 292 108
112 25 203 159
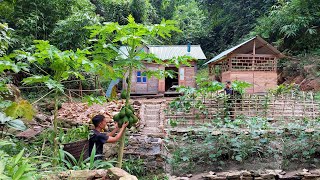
165 67 179 91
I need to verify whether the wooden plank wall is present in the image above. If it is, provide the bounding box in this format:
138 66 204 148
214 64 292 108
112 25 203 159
221 71 277 93
129 63 160 94
185 67 196 88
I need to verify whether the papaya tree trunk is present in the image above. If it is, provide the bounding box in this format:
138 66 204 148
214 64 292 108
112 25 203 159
53 90 59 166
117 67 132 168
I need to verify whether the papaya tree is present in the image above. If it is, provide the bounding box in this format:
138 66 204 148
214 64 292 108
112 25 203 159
16 40 107 165
88 15 191 167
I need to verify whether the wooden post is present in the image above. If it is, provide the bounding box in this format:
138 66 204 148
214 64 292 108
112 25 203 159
79 80 83 98
68 90 73 103
253 39 256 55
252 39 256 93
303 91 306 122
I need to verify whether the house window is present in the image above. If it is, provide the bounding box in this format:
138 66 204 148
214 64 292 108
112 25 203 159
137 71 147 83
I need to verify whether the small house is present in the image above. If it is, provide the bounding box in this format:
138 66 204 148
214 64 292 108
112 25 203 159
204 36 284 93
122 45 206 95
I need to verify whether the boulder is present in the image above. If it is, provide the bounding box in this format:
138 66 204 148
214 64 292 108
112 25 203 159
108 167 138 180
45 168 137 180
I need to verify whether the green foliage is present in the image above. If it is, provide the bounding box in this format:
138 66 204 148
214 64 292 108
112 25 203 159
3 0 75 49
150 0 175 21
196 0 275 58
17 40 107 166
0 23 13 56
268 83 296 96
4 99 35 120
0 112 26 136
88 14 189 167
83 95 107 106
59 125 90 144
50 12 101 50
167 117 320 174
122 156 146 177
95 0 130 25
36 125 89 145
171 0 208 44
0 149 37 179
231 80 252 95
251 0 320 53
58 145 115 170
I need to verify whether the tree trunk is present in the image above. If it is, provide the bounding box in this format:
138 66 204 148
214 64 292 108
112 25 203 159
117 67 132 168
53 90 59 166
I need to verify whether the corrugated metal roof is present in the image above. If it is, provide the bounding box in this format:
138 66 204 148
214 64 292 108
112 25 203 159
119 45 206 60
203 36 284 65
147 45 206 60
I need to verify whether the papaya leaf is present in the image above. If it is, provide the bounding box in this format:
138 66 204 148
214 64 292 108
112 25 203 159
44 79 64 92
83 95 106 106
5 99 35 120
22 75 50 84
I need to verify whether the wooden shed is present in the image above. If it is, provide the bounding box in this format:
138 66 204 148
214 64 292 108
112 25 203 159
204 36 284 93
122 45 206 95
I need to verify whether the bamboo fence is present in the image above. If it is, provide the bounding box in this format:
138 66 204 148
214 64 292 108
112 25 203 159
165 92 320 126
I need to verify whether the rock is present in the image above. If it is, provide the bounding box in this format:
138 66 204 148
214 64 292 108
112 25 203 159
309 170 320 175
178 177 189 180
119 175 138 180
209 171 215 175
280 171 286 175
42 174 60 180
278 174 301 180
96 169 108 177
250 171 260 177
303 174 320 179
67 170 101 179
202 174 218 179
241 177 253 180
16 128 42 138
187 174 193 178
211 177 226 180
202 174 226 180
108 167 129 178
35 113 50 122
260 173 274 179
296 171 311 176
103 142 118 158
241 170 251 176
227 171 241 179
108 167 137 180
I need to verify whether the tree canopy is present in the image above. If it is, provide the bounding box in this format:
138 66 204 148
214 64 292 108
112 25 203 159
1 0 319 59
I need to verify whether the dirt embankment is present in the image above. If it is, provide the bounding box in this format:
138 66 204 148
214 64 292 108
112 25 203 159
279 55 320 91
